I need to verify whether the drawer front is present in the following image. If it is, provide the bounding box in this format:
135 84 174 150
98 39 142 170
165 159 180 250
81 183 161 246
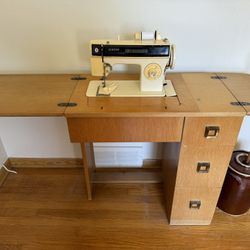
170 187 221 225
67 117 184 142
182 117 243 146
175 145 234 188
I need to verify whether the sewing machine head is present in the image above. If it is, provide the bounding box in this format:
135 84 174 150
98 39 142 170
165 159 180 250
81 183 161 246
87 31 175 97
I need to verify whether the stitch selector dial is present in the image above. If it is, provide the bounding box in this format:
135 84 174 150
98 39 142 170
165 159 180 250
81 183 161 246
144 63 162 80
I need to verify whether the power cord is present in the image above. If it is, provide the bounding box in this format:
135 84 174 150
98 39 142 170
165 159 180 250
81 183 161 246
1 164 17 174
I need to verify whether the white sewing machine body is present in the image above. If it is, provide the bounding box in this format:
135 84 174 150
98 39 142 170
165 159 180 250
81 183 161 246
87 33 175 97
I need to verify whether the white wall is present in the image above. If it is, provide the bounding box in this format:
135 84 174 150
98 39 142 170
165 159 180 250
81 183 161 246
0 137 8 166
0 0 250 160
1 0 250 73
0 117 80 158
236 116 250 151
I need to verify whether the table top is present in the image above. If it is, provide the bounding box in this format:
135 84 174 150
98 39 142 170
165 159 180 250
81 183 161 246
0 73 249 117
65 73 248 117
0 74 78 116
216 73 250 115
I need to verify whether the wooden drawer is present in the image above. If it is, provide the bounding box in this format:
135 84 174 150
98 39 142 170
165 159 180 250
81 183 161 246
182 117 243 147
170 187 221 225
175 145 234 188
67 117 183 142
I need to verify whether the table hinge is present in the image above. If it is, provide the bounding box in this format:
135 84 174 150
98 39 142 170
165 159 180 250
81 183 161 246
71 76 87 81
230 101 250 106
211 76 227 80
57 102 77 107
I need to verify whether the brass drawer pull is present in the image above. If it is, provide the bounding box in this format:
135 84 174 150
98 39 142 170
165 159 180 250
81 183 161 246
197 162 210 173
189 200 201 209
204 126 220 138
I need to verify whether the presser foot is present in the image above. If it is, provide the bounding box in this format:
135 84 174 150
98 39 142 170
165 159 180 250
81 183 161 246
96 82 118 96
96 85 110 96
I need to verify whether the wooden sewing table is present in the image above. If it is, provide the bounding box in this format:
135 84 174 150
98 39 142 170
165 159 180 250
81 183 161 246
0 73 249 225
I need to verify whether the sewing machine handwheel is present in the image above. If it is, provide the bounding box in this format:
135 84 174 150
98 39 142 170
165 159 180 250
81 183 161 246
170 44 176 70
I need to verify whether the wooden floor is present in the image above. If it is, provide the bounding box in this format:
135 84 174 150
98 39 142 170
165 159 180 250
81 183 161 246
0 168 249 250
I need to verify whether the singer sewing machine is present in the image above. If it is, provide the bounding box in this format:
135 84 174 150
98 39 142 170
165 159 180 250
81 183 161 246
86 31 176 97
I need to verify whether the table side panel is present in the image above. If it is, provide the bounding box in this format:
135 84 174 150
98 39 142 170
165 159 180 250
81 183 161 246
168 116 244 225
162 142 182 223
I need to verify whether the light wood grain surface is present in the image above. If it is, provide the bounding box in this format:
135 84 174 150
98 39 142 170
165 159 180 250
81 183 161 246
182 117 243 146
65 73 246 117
0 73 247 117
166 116 243 225
218 73 250 114
170 186 222 225
162 142 181 222
175 145 235 188
0 75 77 116
179 73 246 115
67 117 184 142
65 73 200 117
0 168 249 250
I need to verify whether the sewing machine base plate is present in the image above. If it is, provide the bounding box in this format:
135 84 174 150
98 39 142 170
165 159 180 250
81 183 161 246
86 80 176 97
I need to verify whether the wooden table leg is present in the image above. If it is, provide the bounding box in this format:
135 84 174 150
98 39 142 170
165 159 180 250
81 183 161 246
81 143 96 200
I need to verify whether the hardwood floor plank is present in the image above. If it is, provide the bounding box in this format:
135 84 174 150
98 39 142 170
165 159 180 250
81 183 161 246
0 245 22 250
0 168 249 250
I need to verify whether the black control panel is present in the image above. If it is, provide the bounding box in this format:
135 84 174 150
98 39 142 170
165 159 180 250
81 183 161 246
92 44 169 57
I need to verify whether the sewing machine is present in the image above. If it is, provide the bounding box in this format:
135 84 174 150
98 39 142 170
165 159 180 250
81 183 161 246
86 31 176 97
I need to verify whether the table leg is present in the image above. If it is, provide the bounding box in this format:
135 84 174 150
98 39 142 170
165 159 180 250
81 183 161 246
81 143 96 200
